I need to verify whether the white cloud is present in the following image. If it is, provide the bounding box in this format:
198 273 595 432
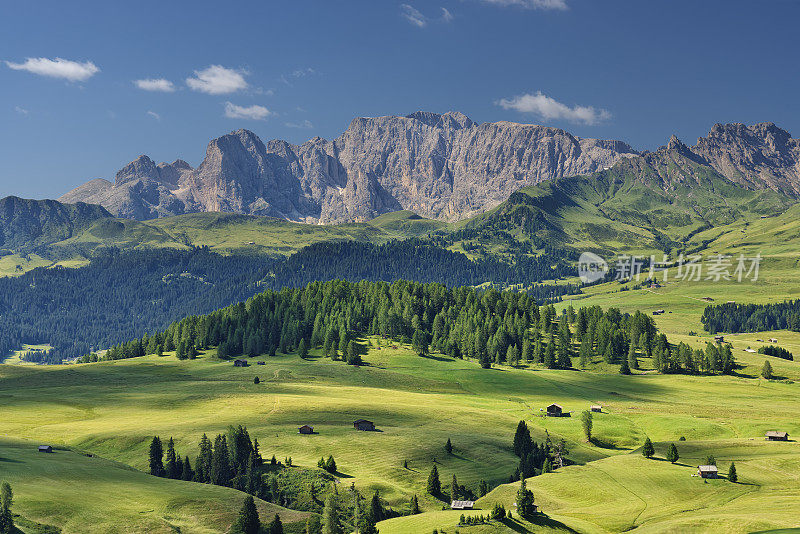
285 119 314 129
496 91 611 125
134 78 175 92
146 110 161 120
5 57 99 82
187 65 248 95
401 4 428 27
480 0 568 10
224 101 272 120
14 106 29 115
441 7 454 22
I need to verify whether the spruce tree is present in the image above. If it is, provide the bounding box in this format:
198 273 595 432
369 490 384 522
306 515 322 534
234 495 261 534
427 464 441 496
544 333 556 368
322 493 341 534
451 474 459 500
580 410 593 442
182 456 194 481
267 513 284 534
298 338 309 358
619 358 631 375
728 462 738 483
0 482 13 534
445 438 453 454
516 478 535 519
761 360 773 379
478 480 489 497
149 436 164 477
165 437 179 479
642 437 655 459
409 494 420 514
666 443 679 464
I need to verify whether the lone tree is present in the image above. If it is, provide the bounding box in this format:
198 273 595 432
409 494 420 514
728 462 738 483
235 495 261 534
642 437 655 459
666 443 679 464
445 438 453 454
580 410 593 442
705 454 717 466
254 376 260 384
298 338 309 358
516 478 536 520
0 482 13 534
427 464 441 496
761 360 773 379
149 436 164 476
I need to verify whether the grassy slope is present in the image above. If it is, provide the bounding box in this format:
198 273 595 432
0 438 306 534
2 339 800 533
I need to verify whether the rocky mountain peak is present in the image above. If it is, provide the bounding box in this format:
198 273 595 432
115 155 159 186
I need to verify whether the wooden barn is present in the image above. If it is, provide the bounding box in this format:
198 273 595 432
233 359 249 367
546 403 566 417
766 431 789 441
38 445 53 453
697 465 718 478
451 500 474 510
298 425 314 435
353 419 375 431
590 405 602 413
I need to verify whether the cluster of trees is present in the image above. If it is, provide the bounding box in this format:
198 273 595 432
511 421 565 480
758 345 793 361
0 248 276 363
234 495 283 534
425 464 484 503
149 426 266 497
0 482 12 534
317 456 337 474
701 300 800 334
96 279 548 370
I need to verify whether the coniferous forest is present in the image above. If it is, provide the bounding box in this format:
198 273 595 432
701 300 800 334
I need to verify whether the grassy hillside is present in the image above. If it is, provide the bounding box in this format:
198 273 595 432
2 337 800 533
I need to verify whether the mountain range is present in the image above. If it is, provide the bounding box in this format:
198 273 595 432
58 112 800 224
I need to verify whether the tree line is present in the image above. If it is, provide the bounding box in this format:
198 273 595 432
701 300 800 334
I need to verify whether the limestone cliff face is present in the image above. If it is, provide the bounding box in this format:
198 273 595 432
62 112 798 223
691 122 800 196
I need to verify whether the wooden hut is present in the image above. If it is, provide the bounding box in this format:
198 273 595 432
765 431 789 441
590 405 602 413
298 425 314 435
546 404 565 417
697 465 718 478
451 500 474 510
353 419 375 431
38 445 53 453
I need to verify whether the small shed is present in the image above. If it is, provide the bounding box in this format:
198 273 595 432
546 403 564 417
353 419 375 431
766 431 789 441
769 338 778 343
590 405 602 413
257 361 266 365
233 359 249 367
451 500 474 510
298 425 314 435
697 465 718 479
38 445 53 453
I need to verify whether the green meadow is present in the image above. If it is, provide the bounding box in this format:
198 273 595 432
1 334 799 533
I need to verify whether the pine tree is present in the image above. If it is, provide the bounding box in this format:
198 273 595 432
409 494 420 514
728 462 738 483
322 493 341 534
0 482 13 534
451 474 460 500
580 410 593 442
149 436 164 477
642 437 655 459
306 516 322 534
267 513 284 534
427 464 441 496
182 455 194 481
761 360 773 379
666 443 679 464
369 490 384 522
196 433 213 483
619 358 631 375
234 495 261 534
445 438 453 454
211 434 233 486
165 437 179 479
544 333 556 368
516 478 536 519
298 338 309 358
254 376 260 384
478 480 489 497
325 455 337 473
628 343 639 370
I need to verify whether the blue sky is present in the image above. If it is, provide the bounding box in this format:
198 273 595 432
1 0 798 199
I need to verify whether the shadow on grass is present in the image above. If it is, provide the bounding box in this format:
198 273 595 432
0 456 23 463
589 437 631 451
502 514 580 533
